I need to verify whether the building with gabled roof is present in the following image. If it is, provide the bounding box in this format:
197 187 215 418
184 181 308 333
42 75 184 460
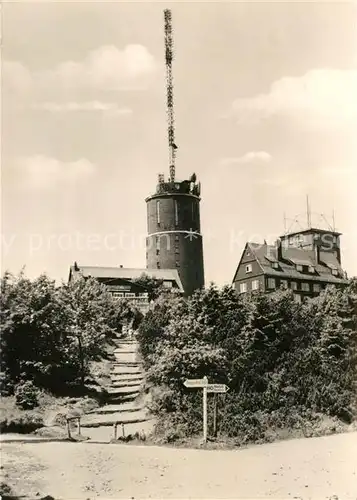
232 228 349 302
68 263 184 313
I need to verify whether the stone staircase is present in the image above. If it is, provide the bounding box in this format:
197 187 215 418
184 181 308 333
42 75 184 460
81 338 154 441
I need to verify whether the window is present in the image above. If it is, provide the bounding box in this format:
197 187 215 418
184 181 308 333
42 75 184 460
252 279 260 291
175 261 180 268
163 281 173 288
156 200 160 224
301 282 310 292
308 265 315 273
290 281 297 290
156 249 160 256
124 292 135 298
157 261 161 269
239 282 247 293
313 283 321 293
156 236 160 250
331 268 339 276
267 278 276 289
175 246 180 254
175 234 179 242
112 292 124 298
294 294 302 303
280 280 288 289
296 264 303 272
272 262 279 270
245 264 252 273
174 200 179 226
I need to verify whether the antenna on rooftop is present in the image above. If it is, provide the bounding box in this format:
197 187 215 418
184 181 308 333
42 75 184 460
332 209 336 231
306 195 311 229
164 9 177 183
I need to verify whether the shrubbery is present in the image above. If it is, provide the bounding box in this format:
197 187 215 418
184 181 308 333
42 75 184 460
138 281 357 444
0 271 140 396
14 381 40 410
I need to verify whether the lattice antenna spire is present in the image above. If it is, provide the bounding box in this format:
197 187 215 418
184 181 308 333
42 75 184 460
164 9 177 183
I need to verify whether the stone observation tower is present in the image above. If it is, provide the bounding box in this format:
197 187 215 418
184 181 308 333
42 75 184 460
145 10 204 296
146 175 205 296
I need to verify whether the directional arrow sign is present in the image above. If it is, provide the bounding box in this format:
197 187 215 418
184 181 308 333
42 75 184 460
183 378 208 388
206 384 229 393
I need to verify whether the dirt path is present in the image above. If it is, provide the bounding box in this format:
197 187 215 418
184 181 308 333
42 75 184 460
2 432 357 498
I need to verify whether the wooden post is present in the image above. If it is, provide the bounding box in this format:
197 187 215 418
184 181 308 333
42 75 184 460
202 376 208 443
213 393 217 438
113 423 118 440
77 417 81 436
66 419 71 439
121 423 125 438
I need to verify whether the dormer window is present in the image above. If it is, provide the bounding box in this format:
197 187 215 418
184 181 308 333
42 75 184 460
296 264 303 272
245 264 252 273
331 268 339 276
272 262 279 269
308 265 315 273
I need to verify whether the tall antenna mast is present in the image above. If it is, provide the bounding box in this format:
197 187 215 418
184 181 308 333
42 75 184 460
306 194 311 228
164 9 177 183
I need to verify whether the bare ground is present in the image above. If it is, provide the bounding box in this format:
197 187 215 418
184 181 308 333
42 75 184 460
1 431 357 499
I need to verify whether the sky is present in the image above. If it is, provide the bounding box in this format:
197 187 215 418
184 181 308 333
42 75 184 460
1 1 357 286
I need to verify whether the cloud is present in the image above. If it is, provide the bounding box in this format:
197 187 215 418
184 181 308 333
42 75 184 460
3 44 157 96
32 101 133 115
221 151 272 165
232 69 357 130
15 155 96 190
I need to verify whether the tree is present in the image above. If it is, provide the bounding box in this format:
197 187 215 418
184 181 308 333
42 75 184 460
0 271 72 392
57 277 136 387
132 273 165 301
0 271 140 393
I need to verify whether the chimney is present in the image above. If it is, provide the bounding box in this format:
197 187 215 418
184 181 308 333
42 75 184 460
276 239 283 261
74 261 79 272
315 244 321 265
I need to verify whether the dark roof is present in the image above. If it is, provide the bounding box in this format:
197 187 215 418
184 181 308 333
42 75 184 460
280 227 341 238
233 242 348 285
69 265 184 292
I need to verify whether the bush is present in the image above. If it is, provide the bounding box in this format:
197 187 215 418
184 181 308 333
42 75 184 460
14 381 39 410
0 411 44 433
137 283 357 444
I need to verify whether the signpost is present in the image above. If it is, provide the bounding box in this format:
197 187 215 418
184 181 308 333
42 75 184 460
183 377 229 442
207 384 229 394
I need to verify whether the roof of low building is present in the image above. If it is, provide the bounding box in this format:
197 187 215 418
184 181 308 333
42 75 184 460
233 242 348 285
69 265 184 292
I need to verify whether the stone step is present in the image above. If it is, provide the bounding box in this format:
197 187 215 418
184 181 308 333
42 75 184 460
113 347 138 356
108 385 141 395
114 342 138 348
113 355 138 364
81 410 148 428
108 393 138 403
112 361 141 366
89 403 143 415
111 374 143 383
111 368 143 376
110 380 143 389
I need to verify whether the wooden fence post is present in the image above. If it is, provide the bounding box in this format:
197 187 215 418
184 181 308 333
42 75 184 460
66 419 71 439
